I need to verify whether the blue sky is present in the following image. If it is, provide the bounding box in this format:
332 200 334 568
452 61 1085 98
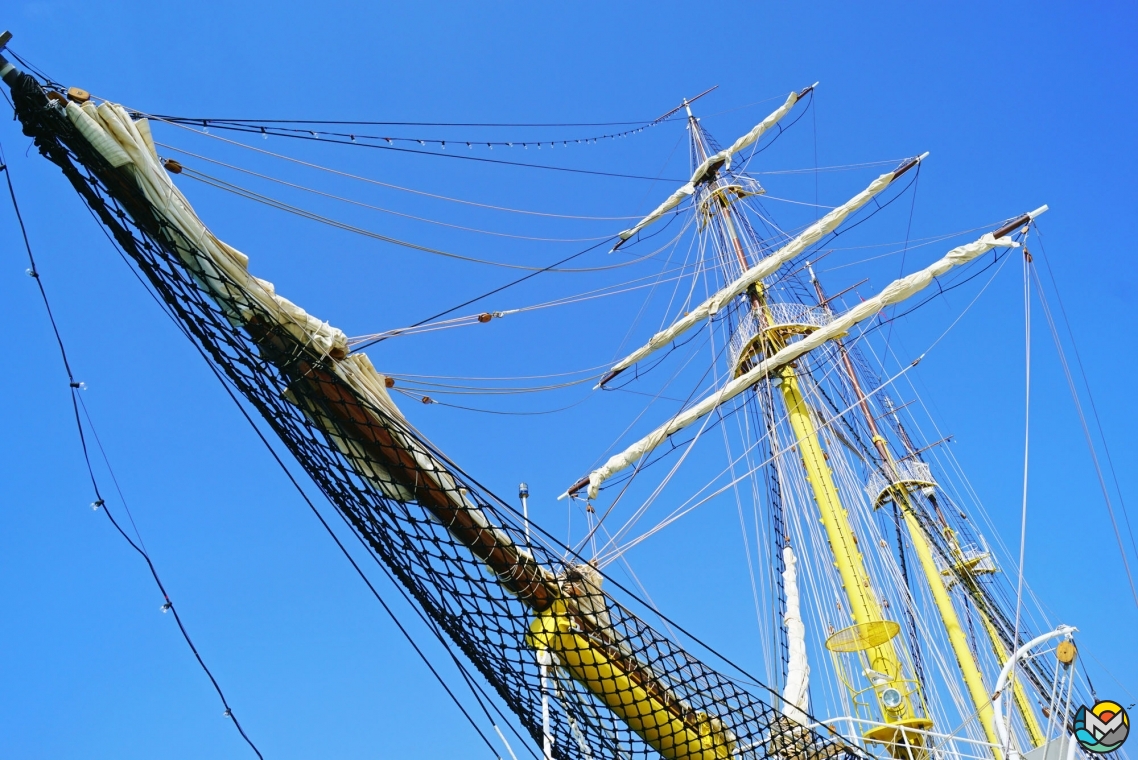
1 1 1136 758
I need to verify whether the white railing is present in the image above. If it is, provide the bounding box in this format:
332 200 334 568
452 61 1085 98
810 716 1006 760
728 303 834 373
866 459 936 506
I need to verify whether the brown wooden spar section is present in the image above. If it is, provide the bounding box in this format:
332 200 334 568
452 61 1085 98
0 47 853 759
246 319 562 611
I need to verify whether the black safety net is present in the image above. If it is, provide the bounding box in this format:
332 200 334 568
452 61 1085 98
7 68 862 760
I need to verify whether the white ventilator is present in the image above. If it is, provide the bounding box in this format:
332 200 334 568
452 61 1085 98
582 214 1045 499
600 154 927 385
613 87 812 246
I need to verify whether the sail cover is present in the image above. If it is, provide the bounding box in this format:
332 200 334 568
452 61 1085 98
602 155 926 383
584 229 1028 498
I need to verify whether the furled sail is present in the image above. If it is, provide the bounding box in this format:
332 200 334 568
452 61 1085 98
62 94 562 607
577 215 1044 498
599 153 927 386
5 52 853 758
613 86 814 248
782 545 810 725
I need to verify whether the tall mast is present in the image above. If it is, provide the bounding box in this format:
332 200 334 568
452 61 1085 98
687 108 932 756
809 270 1003 756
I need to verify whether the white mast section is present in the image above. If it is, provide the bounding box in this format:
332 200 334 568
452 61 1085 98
612 85 815 249
599 153 928 387
572 209 1047 499
781 545 810 725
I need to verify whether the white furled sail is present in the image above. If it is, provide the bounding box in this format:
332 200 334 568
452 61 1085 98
67 98 558 597
613 87 813 247
782 545 810 725
599 154 927 386
614 182 695 246
580 218 1045 498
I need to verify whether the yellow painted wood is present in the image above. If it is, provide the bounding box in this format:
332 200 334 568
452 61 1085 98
777 366 920 727
528 600 735 760
900 505 1002 757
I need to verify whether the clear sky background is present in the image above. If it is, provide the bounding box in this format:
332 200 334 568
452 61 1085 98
1 2 1136 758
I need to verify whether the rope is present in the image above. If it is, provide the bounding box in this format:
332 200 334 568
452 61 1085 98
150 112 680 152
1 150 265 759
1008 233 1033 755
159 145 620 242
178 165 623 270
143 113 691 182
1029 235 1138 607
156 139 644 220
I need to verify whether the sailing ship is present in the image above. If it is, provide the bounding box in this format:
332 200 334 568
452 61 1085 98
0 30 1125 760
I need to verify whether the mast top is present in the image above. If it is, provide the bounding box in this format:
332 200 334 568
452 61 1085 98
651 85 718 125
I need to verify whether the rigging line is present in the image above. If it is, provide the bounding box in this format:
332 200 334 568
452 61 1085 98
858 244 1016 342
699 92 787 120
75 396 149 553
812 222 1005 264
397 387 594 416
158 144 617 242
577 330 732 555
0 154 265 759
353 236 617 352
349 264 703 345
389 363 612 381
734 90 816 178
1033 227 1138 579
179 166 625 270
750 159 909 176
204 372 503 759
1010 241 1031 755
145 114 690 182
155 142 645 222
395 377 594 394
153 114 676 151
885 162 921 352
1029 261 1138 607
152 115 681 128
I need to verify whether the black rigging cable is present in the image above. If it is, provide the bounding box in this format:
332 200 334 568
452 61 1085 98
150 114 681 152
150 116 689 183
1 150 265 760
153 116 680 128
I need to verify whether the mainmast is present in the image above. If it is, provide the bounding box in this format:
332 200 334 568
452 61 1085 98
685 109 932 756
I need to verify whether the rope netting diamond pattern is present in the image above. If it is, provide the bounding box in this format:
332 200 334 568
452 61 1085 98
10 73 858 760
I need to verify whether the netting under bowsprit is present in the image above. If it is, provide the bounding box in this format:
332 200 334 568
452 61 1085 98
8 69 857 760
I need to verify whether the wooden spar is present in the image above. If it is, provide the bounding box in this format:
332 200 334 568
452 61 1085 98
246 320 562 612
598 151 927 389
2 54 840 756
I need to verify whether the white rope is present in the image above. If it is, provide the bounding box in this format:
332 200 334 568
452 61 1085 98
1009 232 1032 756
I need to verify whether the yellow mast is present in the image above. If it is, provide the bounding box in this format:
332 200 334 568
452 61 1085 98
802 265 1001 755
778 368 928 739
690 114 931 755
